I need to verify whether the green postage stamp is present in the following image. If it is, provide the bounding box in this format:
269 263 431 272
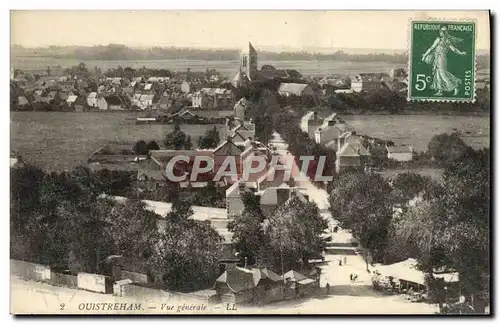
408 20 476 102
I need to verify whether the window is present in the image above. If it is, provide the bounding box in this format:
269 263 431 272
242 56 247 68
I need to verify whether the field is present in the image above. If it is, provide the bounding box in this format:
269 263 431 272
10 112 227 172
11 57 407 78
10 112 490 172
344 114 490 152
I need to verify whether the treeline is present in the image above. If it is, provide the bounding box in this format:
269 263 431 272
10 165 224 292
12 44 489 67
327 88 491 114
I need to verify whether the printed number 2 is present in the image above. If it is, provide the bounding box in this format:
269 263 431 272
415 74 432 91
60 303 65 310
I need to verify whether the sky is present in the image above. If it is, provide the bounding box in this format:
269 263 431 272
10 10 491 51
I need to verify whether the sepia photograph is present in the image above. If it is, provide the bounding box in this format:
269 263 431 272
9 10 491 315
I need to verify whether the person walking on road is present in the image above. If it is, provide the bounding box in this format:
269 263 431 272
326 283 330 294
344 256 347 265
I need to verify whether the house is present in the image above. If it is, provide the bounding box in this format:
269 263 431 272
227 120 256 145
213 138 244 184
214 266 284 305
283 270 316 297
194 88 234 110
180 81 190 94
226 182 250 217
98 96 122 111
351 73 388 92
300 111 324 138
258 186 308 216
191 92 203 109
390 68 407 79
247 266 285 304
386 145 414 162
214 268 256 304
17 96 30 109
278 83 314 97
136 170 166 191
139 94 155 109
87 92 98 107
315 119 351 148
336 141 371 173
66 95 78 106
143 83 154 93
233 97 248 120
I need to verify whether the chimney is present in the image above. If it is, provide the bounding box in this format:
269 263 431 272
238 182 246 195
276 188 290 207
338 134 346 152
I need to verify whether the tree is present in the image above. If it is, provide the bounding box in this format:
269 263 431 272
390 172 435 205
198 126 220 149
97 198 159 260
329 170 393 262
437 148 490 312
164 124 188 150
427 133 468 165
387 147 490 313
262 196 328 273
184 135 193 150
146 140 160 152
227 192 266 266
149 200 224 291
133 140 148 155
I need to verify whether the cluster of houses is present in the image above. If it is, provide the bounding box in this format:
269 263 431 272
10 68 244 112
215 266 319 305
301 111 414 173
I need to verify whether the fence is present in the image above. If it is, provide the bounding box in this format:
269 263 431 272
50 272 78 288
77 272 112 294
121 270 149 284
118 283 171 299
10 260 51 281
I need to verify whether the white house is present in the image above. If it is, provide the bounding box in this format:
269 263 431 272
300 111 324 138
386 145 414 162
233 97 248 120
278 83 314 96
181 81 190 94
87 92 98 107
139 94 154 109
191 92 203 109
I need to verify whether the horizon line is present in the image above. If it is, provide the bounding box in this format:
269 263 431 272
10 43 492 54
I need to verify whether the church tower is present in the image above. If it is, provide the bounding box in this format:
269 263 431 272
240 42 258 81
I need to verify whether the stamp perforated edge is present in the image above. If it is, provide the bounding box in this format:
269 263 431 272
406 16 478 103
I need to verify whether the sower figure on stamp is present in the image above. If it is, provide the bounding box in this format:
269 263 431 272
421 26 467 96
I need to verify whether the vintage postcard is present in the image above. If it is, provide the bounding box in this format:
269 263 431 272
9 10 490 315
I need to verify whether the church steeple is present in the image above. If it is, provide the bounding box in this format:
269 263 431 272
240 41 258 81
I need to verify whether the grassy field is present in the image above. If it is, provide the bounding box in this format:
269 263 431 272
11 112 490 172
339 114 490 152
10 112 227 172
